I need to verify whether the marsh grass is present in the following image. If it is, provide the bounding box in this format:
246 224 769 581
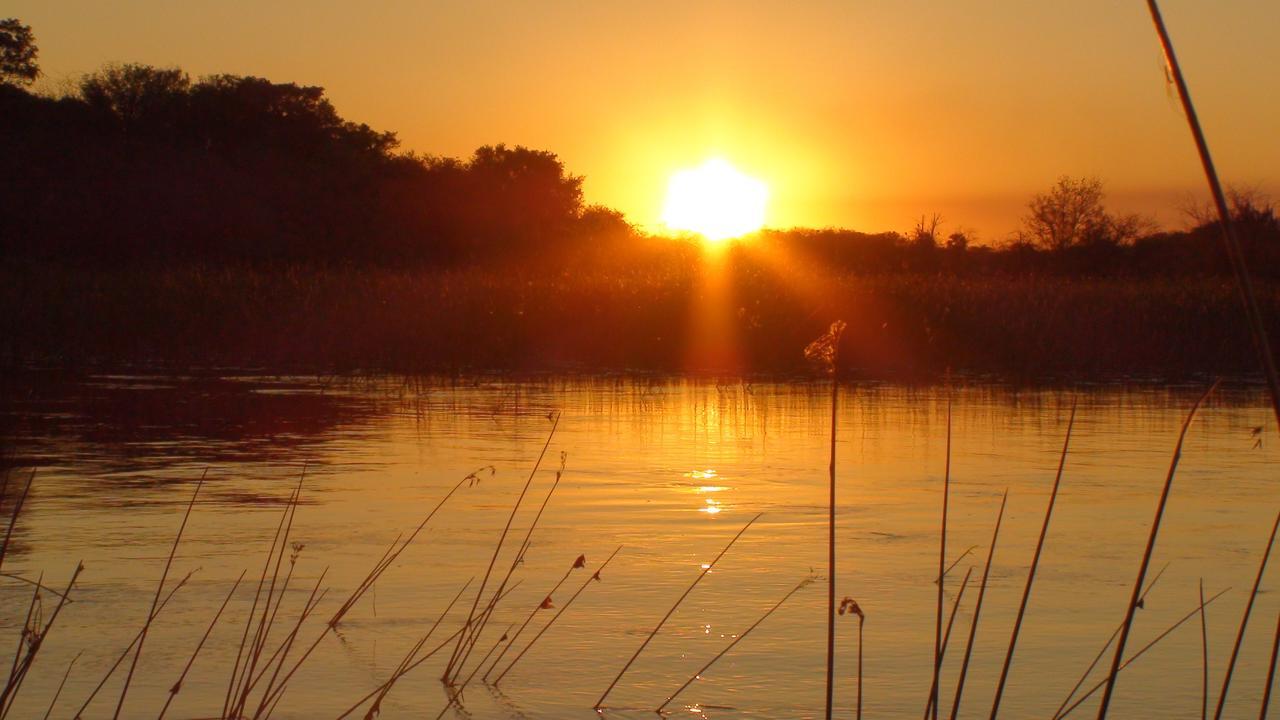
1096 382 1217 718
4 264 1276 378
948 490 1007 720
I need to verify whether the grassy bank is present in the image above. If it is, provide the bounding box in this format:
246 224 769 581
2 263 1274 377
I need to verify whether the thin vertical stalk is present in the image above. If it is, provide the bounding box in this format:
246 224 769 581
72 571 195 719
157 570 246 720
41 651 80 720
484 555 584 681
1260 606 1280 720
931 389 953 720
328 465 490 629
0 469 35 573
452 451 567 683
1058 588 1230 719
1145 0 1280 430
113 474 203 719
857 613 864 720
949 490 1008 720
990 401 1076 719
594 513 759 708
924 567 974 720
656 578 812 713
497 546 623 686
1215 506 1280 720
1 563 82 720
443 413 559 683
1200 580 1209 720
1096 382 1216 719
1050 564 1171 720
826 357 839 720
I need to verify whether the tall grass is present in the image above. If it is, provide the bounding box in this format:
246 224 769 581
594 515 760 709
1095 382 1216 718
3 264 1277 377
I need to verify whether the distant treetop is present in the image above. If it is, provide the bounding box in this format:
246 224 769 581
0 18 39 86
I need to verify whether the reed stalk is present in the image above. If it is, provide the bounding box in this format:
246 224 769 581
924 567 973 720
41 650 80 720
451 450 567 683
948 490 1007 720
113 474 203 719
1213 505 1280 719
334 581 528 720
225 472 304 719
157 570 246 720
1260 606 1280 719
328 465 493 629
1058 587 1230 719
1200 580 1209 720
989 400 1076 719
656 577 813 713
483 554 585 681
1095 382 1216 719
499 545 623 687
594 513 760 708
443 413 560 683
1050 564 1170 720
0 469 34 573
73 570 195 719
930 388 953 720
0 562 81 720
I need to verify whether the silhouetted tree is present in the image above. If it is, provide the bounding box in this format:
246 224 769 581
0 19 38 86
1023 176 1110 251
910 213 942 250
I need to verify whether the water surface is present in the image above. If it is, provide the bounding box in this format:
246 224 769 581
2 374 1277 719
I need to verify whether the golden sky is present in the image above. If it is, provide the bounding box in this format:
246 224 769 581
14 0 1279 239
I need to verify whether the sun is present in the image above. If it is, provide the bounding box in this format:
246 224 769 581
661 158 769 242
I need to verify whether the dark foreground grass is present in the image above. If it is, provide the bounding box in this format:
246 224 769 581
2 263 1277 378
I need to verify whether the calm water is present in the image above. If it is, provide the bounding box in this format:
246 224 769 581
2 374 1278 719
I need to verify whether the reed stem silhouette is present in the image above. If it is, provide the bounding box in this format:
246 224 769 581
656 577 813 713
595 513 759 709
499 546 622 687
1095 382 1215 719
113 473 203 719
1199 579 1209 720
444 412 559 683
157 569 246 720
1213 506 1280 719
924 566 973 720
225 471 304 719
484 554 585 682
949 490 1007 720
329 465 492 629
334 581 526 720
990 400 1076 719
0 469 35 574
931 388 953 720
1260 606 1280 720
938 546 976 585
1058 587 1230 719
41 650 80 720
453 450 567 683
0 562 81 720
1050 564 1170 720
1144 0 1280 431
72 570 195 719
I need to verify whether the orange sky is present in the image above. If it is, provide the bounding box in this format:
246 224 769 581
13 1 1279 240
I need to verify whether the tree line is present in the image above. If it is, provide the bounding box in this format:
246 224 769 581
2 18 1277 276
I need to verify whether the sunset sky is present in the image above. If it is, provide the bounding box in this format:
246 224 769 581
14 0 1278 239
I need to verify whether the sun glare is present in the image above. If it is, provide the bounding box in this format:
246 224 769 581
661 158 768 242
